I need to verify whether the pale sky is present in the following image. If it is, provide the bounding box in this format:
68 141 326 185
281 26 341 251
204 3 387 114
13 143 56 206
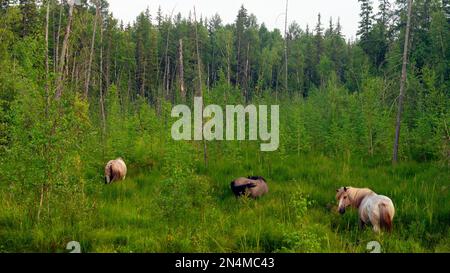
108 0 377 40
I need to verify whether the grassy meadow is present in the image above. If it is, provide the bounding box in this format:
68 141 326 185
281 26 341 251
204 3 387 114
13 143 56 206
0 90 448 253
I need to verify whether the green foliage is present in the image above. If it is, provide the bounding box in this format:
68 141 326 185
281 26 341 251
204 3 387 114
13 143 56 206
289 191 314 220
0 0 448 254
278 227 325 253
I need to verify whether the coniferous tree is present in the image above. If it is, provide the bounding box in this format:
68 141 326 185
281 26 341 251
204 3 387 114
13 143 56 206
19 0 38 37
314 13 324 86
235 5 248 87
357 0 374 54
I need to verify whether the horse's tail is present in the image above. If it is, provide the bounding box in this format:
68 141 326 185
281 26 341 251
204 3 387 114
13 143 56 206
230 182 257 197
108 163 115 183
105 162 111 184
379 203 392 232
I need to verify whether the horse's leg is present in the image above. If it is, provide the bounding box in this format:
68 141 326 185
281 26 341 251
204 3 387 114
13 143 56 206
373 225 381 233
359 219 366 230
371 215 381 233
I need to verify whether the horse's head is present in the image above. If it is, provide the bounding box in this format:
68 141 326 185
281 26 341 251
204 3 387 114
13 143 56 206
336 187 352 214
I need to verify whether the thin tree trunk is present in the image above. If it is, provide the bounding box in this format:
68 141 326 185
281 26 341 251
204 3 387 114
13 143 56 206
84 0 99 99
55 1 63 73
166 58 170 98
178 39 185 101
40 0 51 224
99 12 106 136
37 184 45 222
45 0 50 79
64 45 70 78
163 7 175 98
105 19 111 96
52 2 56 72
275 68 279 102
55 1 75 99
227 55 231 86
194 7 208 168
207 63 210 93
244 43 250 102
284 0 289 92
170 58 177 103
45 0 50 110
236 36 241 85
75 62 79 88
393 0 413 164
46 184 51 215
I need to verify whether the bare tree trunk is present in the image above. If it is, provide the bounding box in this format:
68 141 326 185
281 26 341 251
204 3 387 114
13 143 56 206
236 36 241 86
275 68 279 102
99 12 106 136
194 7 208 168
227 54 231 87
64 45 70 78
45 0 50 109
207 63 210 93
105 20 111 96
37 184 45 222
55 1 63 73
39 0 52 224
84 0 99 99
166 58 170 99
45 0 50 79
163 8 175 99
55 1 75 99
393 0 413 164
75 62 79 89
244 43 250 102
178 39 185 101
284 0 289 92
170 58 177 103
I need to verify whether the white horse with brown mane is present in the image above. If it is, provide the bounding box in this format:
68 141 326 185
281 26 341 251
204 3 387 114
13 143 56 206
336 187 395 233
104 158 127 184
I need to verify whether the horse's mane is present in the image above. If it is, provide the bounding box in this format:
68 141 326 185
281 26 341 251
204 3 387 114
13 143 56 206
247 176 267 182
349 188 375 208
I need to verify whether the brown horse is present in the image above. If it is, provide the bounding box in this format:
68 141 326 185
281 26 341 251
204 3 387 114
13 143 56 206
336 187 395 233
231 176 268 198
104 158 127 184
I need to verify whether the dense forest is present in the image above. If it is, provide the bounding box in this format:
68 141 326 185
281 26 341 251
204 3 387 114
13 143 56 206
0 0 449 253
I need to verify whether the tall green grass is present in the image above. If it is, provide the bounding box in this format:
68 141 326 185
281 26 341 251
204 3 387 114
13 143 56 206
1 143 448 252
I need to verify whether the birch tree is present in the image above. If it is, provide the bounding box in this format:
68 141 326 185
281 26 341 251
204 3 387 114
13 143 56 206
393 0 413 164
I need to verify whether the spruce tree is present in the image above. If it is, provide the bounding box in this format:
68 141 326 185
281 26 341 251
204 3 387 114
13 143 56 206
19 0 38 37
357 0 374 48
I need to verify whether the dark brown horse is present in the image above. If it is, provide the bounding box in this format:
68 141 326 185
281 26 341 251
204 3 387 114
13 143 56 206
230 176 269 198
